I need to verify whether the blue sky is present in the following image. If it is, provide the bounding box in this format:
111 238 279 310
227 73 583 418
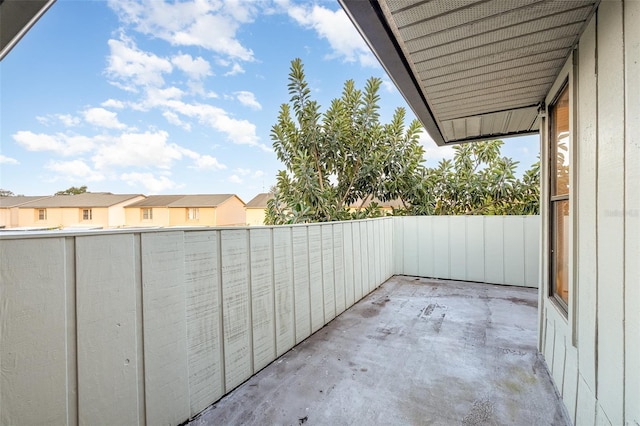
0 0 540 203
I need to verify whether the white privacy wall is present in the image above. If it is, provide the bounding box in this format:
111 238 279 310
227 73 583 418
0 218 394 426
393 216 540 288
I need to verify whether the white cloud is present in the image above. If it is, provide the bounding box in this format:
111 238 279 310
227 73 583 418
101 99 126 109
36 114 81 127
193 154 226 170
0 155 19 165
83 107 127 129
252 170 264 178
162 111 191 130
288 4 377 67
235 91 261 110
235 168 251 176
121 171 178 194
108 0 256 61
92 130 183 170
13 131 94 156
106 36 173 91
158 99 269 150
224 63 245 76
179 147 227 170
420 131 455 164
228 174 243 184
171 54 212 79
45 160 105 182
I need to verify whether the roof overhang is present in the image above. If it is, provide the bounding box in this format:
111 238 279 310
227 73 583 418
339 0 598 146
0 0 56 61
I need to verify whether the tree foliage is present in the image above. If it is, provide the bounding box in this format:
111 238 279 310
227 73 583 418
55 185 88 195
266 59 425 224
266 59 540 224
0 189 15 197
404 140 540 215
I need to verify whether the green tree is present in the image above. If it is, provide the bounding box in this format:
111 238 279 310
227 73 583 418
266 59 425 224
55 185 88 195
0 189 15 197
403 140 539 215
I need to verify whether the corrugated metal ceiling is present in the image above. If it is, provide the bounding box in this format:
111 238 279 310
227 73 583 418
340 0 599 145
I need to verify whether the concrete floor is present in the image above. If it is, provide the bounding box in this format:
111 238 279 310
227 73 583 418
190 276 569 426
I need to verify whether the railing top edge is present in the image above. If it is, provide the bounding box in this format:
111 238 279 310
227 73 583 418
0 217 397 240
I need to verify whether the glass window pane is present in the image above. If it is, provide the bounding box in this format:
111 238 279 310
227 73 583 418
552 85 570 196
552 200 570 305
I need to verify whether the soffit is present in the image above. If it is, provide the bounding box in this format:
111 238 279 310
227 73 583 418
340 0 598 145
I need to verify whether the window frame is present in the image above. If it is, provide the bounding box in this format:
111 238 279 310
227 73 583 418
187 207 199 221
142 208 153 220
37 209 47 221
542 51 576 339
82 208 93 221
548 80 570 313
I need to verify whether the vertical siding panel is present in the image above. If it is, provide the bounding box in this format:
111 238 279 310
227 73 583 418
220 230 253 391
249 228 275 371
596 3 625 424
352 222 363 301
562 345 578 424
273 227 295 356
417 216 434 278
393 217 403 274
321 225 336 322
503 216 525 287
624 2 640 424
76 234 139 425
386 218 394 278
367 221 376 290
449 216 466 281
141 232 190 425
524 216 540 288
292 227 311 344
577 16 599 397
0 238 69 425
576 374 597 426
403 216 419 276
333 224 346 314
308 226 324 332
360 221 370 294
432 216 450 279
343 222 355 308
484 216 505 285
466 216 485 282
184 231 224 417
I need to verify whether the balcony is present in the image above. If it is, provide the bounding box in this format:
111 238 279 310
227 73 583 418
1 215 564 425
192 275 565 425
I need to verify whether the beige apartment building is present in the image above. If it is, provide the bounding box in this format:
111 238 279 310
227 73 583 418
0 196 49 228
16 193 145 229
245 192 273 226
124 194 246 227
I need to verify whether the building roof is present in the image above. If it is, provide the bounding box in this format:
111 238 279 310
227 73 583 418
349 197 404 209
1 0 56 61
0 196 50 208
339 0 599 145
126 195 188 208
126 194 242 208
245 193 274 208
18 193 144 208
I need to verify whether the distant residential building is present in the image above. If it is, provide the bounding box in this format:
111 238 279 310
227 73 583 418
0 196 50 228
124 194 246 227
245 193 273 225
16 193 145 229
349 197 404 215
